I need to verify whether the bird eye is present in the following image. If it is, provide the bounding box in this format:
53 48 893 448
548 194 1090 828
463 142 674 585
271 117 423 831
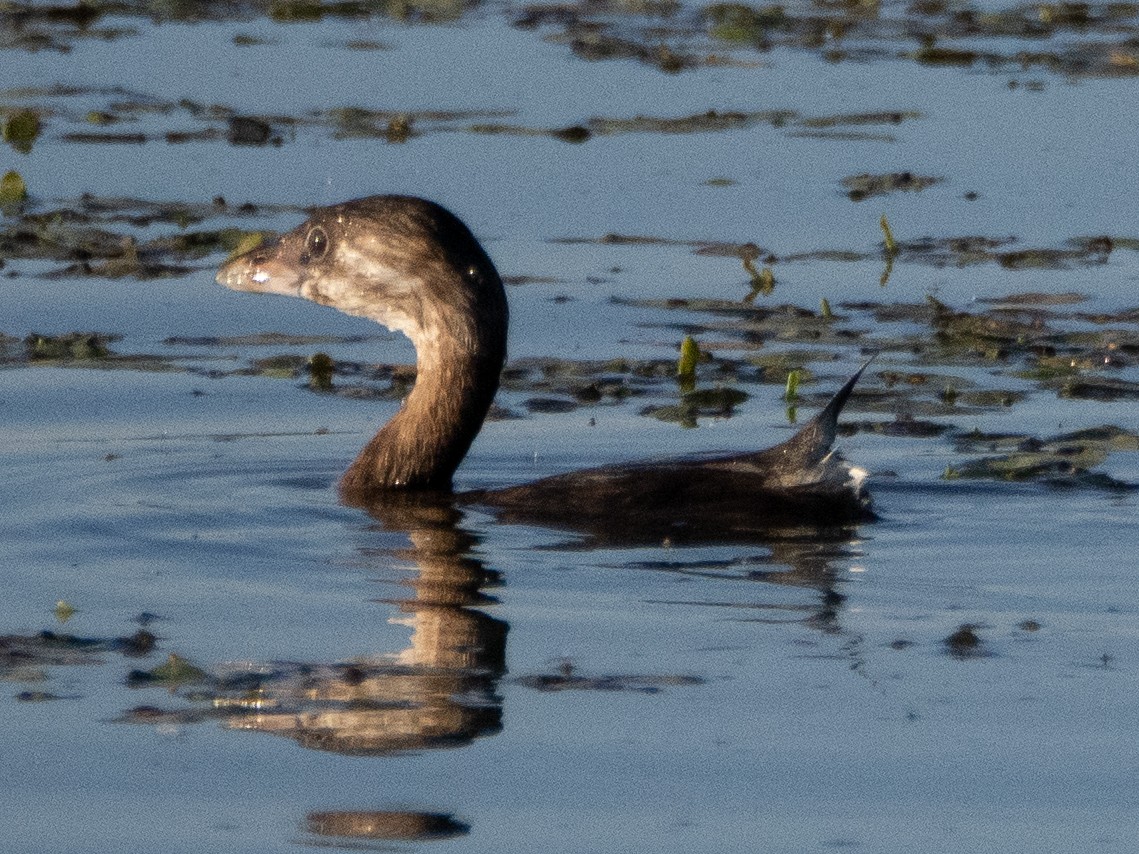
304 226 329 261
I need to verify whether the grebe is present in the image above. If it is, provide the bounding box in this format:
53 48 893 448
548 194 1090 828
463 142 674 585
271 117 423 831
217 195 872 536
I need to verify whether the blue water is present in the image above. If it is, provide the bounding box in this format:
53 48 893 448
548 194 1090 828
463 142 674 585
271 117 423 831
2 3 1138 852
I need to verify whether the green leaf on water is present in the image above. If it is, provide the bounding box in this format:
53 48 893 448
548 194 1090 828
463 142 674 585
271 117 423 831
784 369 801 402
0 170 27 203
2 110 41 153
54 600 77 623
677 335 700 378
143 653 208 685
743 257 775 301
880 214 897 255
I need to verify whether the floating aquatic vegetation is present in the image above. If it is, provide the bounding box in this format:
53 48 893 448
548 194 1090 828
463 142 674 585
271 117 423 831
844 172 943 201
979 291 1089 307
3 0 1139 77
741 245 776 300
1013 355 1084 381
946 425 1139 488
515 662 704 693
25 331 115 361
676 335 700 390
943 624 986 659
911 40 983 68
703 3 788 45
74 193 235 226
800 111 922 130
784 368 801 402
894 234 1119 269
616 288 1139 422
219 351 418 399
0 193 291 278
1055 375 1139 401
592 108 791 134
627 297 863 351
53 600 77 623
471 106 918 145
251 353 310 379
166 332 372 347
61 131 148 144
497 359 650 414
556 221 1131 278
231 31 272 45
3 330 206 374
568 30 695 72
329 107 418 141
643 385 750 427
0 169 27 204
308 352 335 390
1 108 40 153
956 388 1025 408
0 625 158 686
227 115 276 146
844 414 949 438
127 652 210 686
224 229 267 260
6 84 518 148
472 108 796 140
927 295 1057 351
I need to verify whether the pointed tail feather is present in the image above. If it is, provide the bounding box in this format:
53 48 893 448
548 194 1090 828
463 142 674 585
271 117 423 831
762 355 875 471
810 355 874 445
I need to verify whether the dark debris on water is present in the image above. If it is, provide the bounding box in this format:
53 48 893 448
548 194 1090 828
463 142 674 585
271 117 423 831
0 626 159 690
514 660 704 693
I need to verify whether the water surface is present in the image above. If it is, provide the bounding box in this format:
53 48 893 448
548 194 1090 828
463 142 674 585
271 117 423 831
2 2 1138 851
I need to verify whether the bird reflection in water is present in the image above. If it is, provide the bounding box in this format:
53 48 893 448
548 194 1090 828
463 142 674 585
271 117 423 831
112 473 864 843
212 498 863 749
219 494 508 756
302 810 470 844
118 494 863 750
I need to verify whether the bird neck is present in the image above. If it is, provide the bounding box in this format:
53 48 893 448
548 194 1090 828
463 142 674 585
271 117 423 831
340 315 506 501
